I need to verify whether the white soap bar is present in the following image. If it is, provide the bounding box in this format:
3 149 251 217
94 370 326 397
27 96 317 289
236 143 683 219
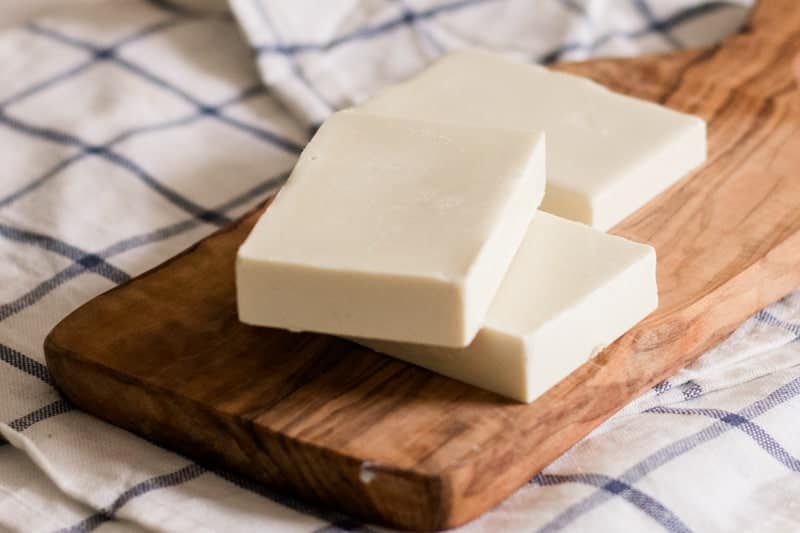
356 212 657 402
237 110 546 347
358 49 706 230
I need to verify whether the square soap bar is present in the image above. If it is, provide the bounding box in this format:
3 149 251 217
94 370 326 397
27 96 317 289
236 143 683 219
358 49 706 230
237 110 546 347
356 212 657 402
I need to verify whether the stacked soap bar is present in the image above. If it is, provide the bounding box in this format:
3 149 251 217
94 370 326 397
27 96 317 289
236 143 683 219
359 49 706 230
238 111 547 347
237 50 706 402
358 213 656 402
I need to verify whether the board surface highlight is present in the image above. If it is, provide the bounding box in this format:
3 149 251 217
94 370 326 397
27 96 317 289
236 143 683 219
45 1 800 529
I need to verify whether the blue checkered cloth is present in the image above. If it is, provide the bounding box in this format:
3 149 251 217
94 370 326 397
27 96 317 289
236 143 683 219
7 1 799 532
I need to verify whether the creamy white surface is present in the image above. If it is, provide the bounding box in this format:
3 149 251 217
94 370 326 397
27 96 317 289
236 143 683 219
358 49 706 230
357 212 658 402
237 110 546 346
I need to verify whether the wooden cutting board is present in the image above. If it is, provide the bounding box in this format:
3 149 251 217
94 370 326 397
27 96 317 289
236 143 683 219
44 1 800 530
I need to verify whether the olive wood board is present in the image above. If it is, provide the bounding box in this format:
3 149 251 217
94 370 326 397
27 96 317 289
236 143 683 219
45 1 800 530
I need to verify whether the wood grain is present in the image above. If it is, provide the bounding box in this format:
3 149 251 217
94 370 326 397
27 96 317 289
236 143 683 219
44 1 800 530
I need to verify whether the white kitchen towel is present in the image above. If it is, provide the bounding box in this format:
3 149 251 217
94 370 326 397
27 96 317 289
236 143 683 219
231 0 753 125
6 1 800 533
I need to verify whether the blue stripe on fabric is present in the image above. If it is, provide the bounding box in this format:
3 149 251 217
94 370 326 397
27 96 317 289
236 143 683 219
55 464 207 533
24 23 97 52
109 50 302 153
0 263 89 322
2 22 299 228
0 109 85 146
107 57 305 151
141 0 193 17
632 0 684 49
97 219 199 259
653 379 672 395
55 514 106 533
557 0 590 19
105 113 205 147
213 114 304 153
99 83 294 152
679 380 703 400
754 309 800 338
104 16 185 48
102 85 269 148
143 0 233 19
110 54 206 106
98 169 287 257
0 154 84 209
642 1 735 35
536 375 800 532
57 459 370 533
26 24 303 154
254 0 500 56
0 60 95 111
0 84 267 210
251 0 336 111
646 406 800 472
538 1 732 63
0 343 52 384
0 270 103 390
0 113 232 226
3 17 182 111
213 171 288 212
8 399 72 432
0 170 284 324
535 472 691 533
395 0 447 54
98 149 231 226
0 111 231 226
0 223 129 284
208 465 369 532
0 170 285 386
